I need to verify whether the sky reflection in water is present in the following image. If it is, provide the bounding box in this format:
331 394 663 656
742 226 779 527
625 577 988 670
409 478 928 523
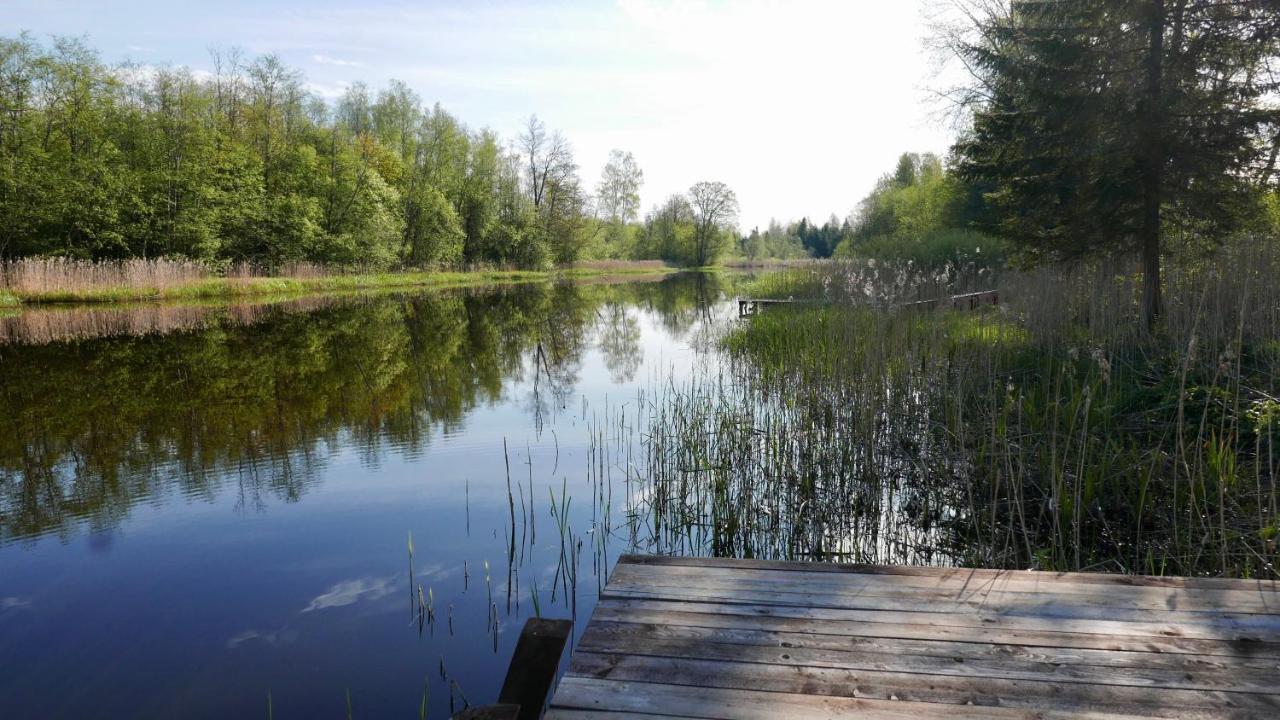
0 274 730 719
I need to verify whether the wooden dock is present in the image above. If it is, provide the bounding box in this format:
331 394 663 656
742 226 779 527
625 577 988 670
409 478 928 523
905 289 1000 310
545 555 1280 719
736 297 815 317
736 290 999 317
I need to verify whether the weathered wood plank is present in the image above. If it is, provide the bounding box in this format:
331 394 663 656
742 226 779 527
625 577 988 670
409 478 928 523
576 622 1280 695
609 562 1280 615
497 617 572 720
544 711 683 720
589 598 1280 657
546 557 1280 719
620 554 1279 592
613 558 1280 612
602 573 1280 639
580 614 1280 673
551 676 1161 720
565 651 1279 719
608 562 1280 619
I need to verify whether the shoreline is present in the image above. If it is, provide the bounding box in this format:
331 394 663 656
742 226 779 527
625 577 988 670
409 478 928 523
0 264 681 307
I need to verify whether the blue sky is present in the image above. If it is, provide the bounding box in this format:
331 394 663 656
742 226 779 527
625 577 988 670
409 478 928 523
3 0 957 230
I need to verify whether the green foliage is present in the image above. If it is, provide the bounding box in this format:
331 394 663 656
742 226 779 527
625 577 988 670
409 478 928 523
839 227 1006 269
0 35 715 270
737 222 810 261
837 152 1002 268
633 182 742 266
403 185 463 266
948 1 1280 325
596 149 643 224
579 219 639 261
793 217 845 258
953 1 1280 260
636 194 696 265
1262 192 1280 236
695 252 1280 575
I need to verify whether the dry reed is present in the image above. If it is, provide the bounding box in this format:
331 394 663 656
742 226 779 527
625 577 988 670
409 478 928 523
1 257 210 295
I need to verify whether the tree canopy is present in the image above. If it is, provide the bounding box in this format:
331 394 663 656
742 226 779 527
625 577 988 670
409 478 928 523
834 152 1002 268
0 35 751 269
947 0 1280 325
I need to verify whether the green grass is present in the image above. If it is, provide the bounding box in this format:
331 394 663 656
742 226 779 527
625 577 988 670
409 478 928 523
5 265 676 305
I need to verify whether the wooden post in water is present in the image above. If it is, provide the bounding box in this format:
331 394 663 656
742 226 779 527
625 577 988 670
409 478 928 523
453 617 572 720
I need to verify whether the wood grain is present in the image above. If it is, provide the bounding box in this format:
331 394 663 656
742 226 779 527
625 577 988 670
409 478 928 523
544 556 1280 719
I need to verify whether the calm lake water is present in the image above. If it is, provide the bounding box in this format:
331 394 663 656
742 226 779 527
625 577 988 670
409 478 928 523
0 273 733 719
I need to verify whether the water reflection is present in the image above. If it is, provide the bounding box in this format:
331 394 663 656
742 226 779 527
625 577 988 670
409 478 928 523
597 302 643 383
0 274 723 544
0 295 337 345
0 272 741 720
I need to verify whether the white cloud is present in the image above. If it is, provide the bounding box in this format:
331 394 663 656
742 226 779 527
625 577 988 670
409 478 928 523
226 626 297 648
115 63 215 85
301 575 395 613
306 80 351 101
312 54 363 68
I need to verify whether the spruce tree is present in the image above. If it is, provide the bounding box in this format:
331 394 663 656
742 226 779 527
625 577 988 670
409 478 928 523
952 0 1280 328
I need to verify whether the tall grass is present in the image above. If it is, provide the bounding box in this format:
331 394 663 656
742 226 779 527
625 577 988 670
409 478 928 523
0 256 676 305
630 238 1279 577
2 257 210 296
567 259 672 272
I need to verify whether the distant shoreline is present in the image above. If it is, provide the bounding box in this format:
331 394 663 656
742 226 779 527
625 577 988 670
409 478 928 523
0 260 684 307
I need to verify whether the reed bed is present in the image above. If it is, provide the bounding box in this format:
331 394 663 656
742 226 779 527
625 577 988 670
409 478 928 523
1 257 210 297
226 260 332 280
0 295 338 345
627 239 1280 578
0 256 674 304
567 259 672 272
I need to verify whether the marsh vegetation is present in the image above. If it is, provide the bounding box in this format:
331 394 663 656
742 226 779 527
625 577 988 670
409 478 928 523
626 245 1279 578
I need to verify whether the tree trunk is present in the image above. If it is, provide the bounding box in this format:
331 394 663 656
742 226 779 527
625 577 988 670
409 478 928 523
1141 225 1161 329
1140 0 1164 330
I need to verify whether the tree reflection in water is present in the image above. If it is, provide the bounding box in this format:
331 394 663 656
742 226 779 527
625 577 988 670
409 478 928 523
0 273 726 543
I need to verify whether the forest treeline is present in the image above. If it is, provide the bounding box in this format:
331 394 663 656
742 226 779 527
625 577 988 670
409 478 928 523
834 152 1006 268
0 34 742 270
749 151 1012 269
831 1 1280 328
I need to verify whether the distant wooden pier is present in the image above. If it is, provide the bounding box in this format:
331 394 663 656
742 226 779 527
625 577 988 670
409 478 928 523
904 288 1000 310
545 554 1280 719
736 297 815 317
737 289 999 317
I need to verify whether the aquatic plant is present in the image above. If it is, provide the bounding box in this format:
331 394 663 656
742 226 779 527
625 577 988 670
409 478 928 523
628 239 1280 577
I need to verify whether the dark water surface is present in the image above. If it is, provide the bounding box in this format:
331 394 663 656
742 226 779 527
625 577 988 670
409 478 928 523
0 274 731 719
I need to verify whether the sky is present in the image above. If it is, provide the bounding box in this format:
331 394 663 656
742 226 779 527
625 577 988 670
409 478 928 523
2 0 959 230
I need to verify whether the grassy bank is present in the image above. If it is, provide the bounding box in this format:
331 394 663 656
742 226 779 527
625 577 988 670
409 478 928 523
0 258 677 305
630 242 1279 577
